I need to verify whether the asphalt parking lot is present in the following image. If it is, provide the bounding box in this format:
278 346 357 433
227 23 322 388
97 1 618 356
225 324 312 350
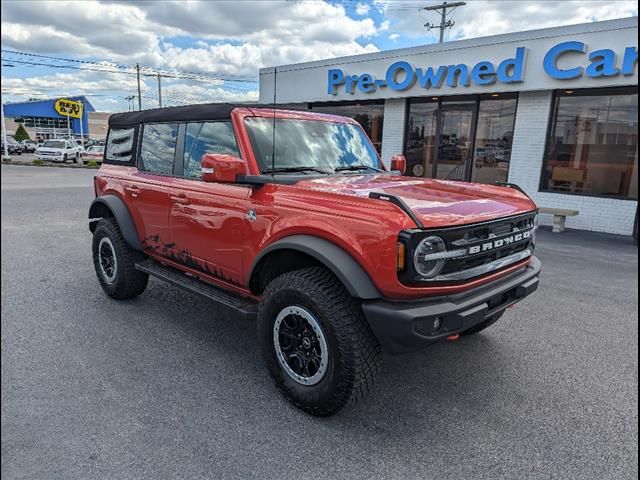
1 165 638 480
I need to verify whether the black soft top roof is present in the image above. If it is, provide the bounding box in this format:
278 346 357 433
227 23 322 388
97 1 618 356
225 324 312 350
108 103 239 128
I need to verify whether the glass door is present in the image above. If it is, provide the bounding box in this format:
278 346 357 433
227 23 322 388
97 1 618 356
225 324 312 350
434 106 476 181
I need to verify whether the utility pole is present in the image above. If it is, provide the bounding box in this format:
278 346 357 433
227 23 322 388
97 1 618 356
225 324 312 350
422 1 466 43
1 99 9 160
136 63 142 111
78 99 84 148
157 73 162 108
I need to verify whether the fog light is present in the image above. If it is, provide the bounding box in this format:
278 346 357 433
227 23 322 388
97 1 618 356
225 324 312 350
433 317 443 332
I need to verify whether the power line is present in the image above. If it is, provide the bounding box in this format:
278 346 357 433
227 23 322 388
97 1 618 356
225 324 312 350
1 49 258 83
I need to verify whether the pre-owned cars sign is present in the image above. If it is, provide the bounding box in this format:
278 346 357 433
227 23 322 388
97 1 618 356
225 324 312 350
54 98 83 119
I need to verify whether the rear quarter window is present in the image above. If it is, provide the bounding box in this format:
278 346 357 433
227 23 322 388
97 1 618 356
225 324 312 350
105 127 136 164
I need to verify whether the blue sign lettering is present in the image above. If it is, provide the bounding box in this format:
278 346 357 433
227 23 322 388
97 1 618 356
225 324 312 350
416 66 447 88
621 47 638 75
497 47 526 83
586 49 620 77
543 41 586 79
327 42 637 95
386 61 416 90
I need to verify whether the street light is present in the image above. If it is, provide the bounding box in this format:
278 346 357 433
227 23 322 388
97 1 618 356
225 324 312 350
1 64 13 161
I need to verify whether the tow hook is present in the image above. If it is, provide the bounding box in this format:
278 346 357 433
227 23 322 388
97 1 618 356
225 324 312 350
447 333 460 341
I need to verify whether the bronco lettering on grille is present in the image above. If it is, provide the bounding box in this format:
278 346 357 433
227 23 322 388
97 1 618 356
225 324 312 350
467 229 532 255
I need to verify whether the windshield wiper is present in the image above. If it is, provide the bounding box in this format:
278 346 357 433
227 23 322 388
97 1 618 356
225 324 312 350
262 166 329 175
334 165 383 173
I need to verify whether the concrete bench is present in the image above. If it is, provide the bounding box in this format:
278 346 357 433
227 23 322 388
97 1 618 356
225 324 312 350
539 207 579 233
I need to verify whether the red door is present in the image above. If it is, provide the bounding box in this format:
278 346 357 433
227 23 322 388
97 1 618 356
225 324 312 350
169 178 251 286
124 170 172 255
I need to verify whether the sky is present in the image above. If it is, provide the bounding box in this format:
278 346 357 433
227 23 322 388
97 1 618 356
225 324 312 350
1 0 637 112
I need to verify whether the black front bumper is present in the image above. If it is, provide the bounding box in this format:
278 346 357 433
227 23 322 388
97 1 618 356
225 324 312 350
362 257 541 354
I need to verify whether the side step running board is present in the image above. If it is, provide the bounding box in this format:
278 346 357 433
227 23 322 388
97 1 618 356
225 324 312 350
135 259 257 320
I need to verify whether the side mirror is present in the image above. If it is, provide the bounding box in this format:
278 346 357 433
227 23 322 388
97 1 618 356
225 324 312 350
201 153 246 183
390 154 406 175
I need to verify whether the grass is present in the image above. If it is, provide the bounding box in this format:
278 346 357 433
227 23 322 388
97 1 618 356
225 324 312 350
32 159 45 166
87 160 99 168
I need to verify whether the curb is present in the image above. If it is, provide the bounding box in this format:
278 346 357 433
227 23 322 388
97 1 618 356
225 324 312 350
2 161 99 170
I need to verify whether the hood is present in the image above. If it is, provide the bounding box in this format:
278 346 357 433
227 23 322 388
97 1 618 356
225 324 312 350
293 174 536 228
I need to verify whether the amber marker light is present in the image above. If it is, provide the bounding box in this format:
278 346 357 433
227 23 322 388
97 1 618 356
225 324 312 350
396 242 406 271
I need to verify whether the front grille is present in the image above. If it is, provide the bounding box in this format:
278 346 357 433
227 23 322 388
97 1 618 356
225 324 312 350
440 213 536 276
399 211 537 285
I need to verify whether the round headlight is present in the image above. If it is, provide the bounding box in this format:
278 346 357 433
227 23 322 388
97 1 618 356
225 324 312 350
414 235 447 279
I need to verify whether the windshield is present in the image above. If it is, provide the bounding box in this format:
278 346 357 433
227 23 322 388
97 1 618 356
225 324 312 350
42 141 65 149
87 146 104 153
244 118 381 173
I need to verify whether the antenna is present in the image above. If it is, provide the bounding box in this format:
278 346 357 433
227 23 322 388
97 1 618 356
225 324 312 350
421 1 466 43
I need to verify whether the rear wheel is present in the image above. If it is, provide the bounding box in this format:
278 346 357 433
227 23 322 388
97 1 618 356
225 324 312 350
460 311 505 336
258 267 381 417
92 217 148 299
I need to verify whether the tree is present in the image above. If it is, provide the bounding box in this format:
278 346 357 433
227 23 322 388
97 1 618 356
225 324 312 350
14 124 30 142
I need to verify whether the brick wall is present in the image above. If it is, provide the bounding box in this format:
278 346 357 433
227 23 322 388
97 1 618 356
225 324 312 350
380 98 407 167
508 91 638 236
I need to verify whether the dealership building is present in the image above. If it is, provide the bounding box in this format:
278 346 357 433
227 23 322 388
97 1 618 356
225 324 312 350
260 17 638 235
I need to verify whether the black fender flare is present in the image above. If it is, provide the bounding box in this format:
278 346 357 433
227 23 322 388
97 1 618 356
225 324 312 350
89 195 142 250
249 235 381 300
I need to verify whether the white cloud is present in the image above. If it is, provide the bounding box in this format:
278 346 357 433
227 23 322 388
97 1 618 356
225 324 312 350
383 0 637 40
356 3 370 16
1 0 383 108
1 0 381 68
389 33 400 41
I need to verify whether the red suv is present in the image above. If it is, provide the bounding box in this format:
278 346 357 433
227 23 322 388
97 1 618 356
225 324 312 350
89 104 540 416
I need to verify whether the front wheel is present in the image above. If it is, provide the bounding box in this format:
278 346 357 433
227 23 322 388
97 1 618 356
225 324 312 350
92 217 148 299
258 267 381 417
62 154 68 163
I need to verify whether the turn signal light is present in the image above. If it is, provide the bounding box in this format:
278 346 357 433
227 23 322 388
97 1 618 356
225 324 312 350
396 242 406 271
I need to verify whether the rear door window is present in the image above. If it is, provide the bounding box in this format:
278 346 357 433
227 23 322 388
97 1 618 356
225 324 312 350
183 122 239 179
139 123 179 175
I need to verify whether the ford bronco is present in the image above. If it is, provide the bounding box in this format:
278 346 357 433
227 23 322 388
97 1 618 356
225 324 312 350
89 104 540 416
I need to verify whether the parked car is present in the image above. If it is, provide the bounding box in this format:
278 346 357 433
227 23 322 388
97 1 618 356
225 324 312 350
89 104 541 416
83 145 104 163
20 140 38 152
1 137 23 155
35 139 82 163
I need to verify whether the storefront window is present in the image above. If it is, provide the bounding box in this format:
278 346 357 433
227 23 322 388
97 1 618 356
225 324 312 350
405 94 517 183
541 87 638 200
405 100 438 177
471 97 517 184
309 101 384 153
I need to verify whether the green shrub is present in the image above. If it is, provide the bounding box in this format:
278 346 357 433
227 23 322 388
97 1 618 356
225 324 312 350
87 160 99 168
14 124 30 142
32 159 44 166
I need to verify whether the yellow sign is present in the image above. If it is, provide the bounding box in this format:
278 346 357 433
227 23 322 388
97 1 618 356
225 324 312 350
54 98 83 119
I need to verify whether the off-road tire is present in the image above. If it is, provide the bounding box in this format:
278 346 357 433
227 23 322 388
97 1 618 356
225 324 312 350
62 154 68 163
92 217 148 299
460 311 505 336
258 267 382 417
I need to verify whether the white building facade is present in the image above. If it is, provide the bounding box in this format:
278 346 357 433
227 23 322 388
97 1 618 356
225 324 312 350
260 18 639 235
